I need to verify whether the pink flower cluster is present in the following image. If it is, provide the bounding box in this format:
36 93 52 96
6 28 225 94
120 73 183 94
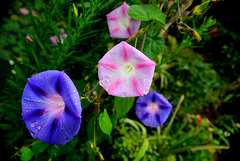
50 34 67 45
99 2 156 97
20 8 36 16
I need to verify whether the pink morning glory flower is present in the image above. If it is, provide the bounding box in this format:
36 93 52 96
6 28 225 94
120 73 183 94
98 41 155 97
50 34 67 45
106 2 141 38
22 70 82 145
135 91 172 128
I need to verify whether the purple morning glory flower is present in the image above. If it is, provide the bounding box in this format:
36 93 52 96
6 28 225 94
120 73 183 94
135 91 172 128
22 70 82 145
106 2 141 38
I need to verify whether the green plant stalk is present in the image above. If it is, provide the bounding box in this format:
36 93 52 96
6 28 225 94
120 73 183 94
164 95 185 135
141 30 147 52
93 103 100 148
170 127 203 149
88 82 99 98
163 144 229 156
174 118 188 137
157 126 161 151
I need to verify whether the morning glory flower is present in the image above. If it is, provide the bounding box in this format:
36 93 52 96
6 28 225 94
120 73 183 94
50 33 67 45
106 2 141 38
135 91 172 128
22 70 82 145
98 41 155 97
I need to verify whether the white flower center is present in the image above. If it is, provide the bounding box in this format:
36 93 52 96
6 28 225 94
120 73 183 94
121 64 134 78
121 19 129 27
149 103 158 113
48 94 65 114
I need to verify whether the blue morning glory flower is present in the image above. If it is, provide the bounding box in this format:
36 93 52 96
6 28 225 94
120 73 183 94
22 70 82 145
135 91 172 128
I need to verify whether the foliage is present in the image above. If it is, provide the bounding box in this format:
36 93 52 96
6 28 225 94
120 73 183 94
0 0 239 161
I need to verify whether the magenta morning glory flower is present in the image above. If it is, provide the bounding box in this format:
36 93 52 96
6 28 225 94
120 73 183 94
50 33 67 45
22 70 82 145
106 2 141 38
98 41 155 97
135 91 172 128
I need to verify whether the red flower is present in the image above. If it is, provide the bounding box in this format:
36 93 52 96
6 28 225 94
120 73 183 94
197 116 202 125
210 26 218 38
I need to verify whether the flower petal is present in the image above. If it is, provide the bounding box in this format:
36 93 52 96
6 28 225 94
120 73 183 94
106 2 141 38
22 70 82 145
98 41 155 97
57 72 82 117
135 91 172 128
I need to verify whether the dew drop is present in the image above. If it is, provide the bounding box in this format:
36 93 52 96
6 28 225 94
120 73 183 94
37 126 42 130
30 131 36 138
31 121 39 128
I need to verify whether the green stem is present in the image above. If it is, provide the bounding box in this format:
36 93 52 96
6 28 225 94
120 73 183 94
134 37 138 48
88 82 99 97
141 30 147 52
164 95 185 135
93 103 100 147
157 127 161 151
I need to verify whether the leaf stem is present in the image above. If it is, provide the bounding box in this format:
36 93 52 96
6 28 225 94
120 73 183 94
157 127 161 151
88 82 99 98
141 30 147 52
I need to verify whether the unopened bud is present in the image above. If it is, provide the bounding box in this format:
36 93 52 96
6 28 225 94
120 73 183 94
73 3 78 17
190 29 202 42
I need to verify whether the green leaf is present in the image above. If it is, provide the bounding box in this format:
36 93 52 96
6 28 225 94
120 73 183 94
191 1 210 15
99 109 112 135
134 139 149 161
143 37 165 59
128 4 166 25
32 141 49 158
114 97 135 118
20 147 34 161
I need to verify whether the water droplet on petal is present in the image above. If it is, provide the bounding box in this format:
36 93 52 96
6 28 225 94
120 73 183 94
30 131 36 138
37 126 42 130
31 121 39 127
